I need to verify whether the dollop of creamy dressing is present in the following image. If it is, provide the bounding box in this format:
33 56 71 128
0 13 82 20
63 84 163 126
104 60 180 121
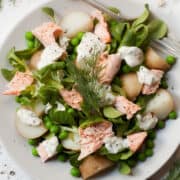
104 136 129 154
137 113 158 130
137 66 159 85
118 46 144 67
38 42 65 69
56 101 66 111
77 32 106 67
17 108 42 126
41 136 59 158
59 36 70 50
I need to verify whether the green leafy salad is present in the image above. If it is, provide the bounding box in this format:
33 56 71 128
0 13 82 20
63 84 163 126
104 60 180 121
1 5 178 179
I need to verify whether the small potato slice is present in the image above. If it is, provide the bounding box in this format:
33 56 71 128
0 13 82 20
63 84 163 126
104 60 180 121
62 131 80 151
121 73 142 101
80 155 114 180
29 50 43 70
15 111 47 139
145 47 170 71
60 11 94 38
145 89 174 120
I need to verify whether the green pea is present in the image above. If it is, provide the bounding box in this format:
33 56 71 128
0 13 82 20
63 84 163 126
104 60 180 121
113 77 121 86
77 32 84 40
70 37 80 46
32 147 39 157
137 152 146 161
70 167 81 177
145 149 153 157
148 130 156 140
28 139 39 146
25 31 34 41
146 139 154 148
56 144 63 153
45 121 52 129
27 40 34 49
59 130 68 140
44 116 50 123
109 19 118 26
166 55 176 65
58 153 68 162
127 159 136 167
122 64 131 73
168 111 177 119
50 125 59 134
71 54 77 61
157 121 165 129
74 46 78 53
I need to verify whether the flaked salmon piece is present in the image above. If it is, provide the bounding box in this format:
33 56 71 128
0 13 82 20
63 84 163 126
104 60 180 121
92 10 111 43
78 121 114 160
32 22 63 47
98 52 122 84
142 70 164 95
3 71 33 96
127 132 147 152
37 136 59 162
60 88 83 111
114 96 141 119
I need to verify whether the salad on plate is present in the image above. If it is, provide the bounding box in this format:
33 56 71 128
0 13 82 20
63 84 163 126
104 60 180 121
1 4 178 180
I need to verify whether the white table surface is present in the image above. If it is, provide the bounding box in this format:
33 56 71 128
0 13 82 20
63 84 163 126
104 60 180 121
0 0 179 180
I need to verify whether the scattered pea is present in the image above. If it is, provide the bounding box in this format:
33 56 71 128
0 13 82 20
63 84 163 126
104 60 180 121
68 108 75 114
28 139 39 146
45 121 52 129
166 55 176 65
32 147 39 157
122 64 131 73
44 116 50 123
148 130 156 140
71 54 77 61
27 40 34 49
145 149 153 157
168 111 177 119
59 130 68 140
70 167 81 177
58 153 68 162
146 139 154 148
137 152 146 161
25 31 34 41
50 125 59 134
56 144 63 153
70 37 80 46
157 121 165 129
127 159 136 167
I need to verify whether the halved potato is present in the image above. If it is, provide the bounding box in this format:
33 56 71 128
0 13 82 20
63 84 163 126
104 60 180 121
145 89 174 120
121 73 142 101
80 155 114 180
60 11 94 38
145 47 170 71
29 50 42 70
15 109 47 139
62 131 80 151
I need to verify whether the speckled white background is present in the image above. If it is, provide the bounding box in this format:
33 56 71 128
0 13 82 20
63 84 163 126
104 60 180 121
0 0 179 180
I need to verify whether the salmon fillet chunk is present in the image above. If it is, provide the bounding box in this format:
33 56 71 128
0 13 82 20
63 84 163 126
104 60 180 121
114 96 141 119
78 121 114 160
3 71 33 96
32 22 63 47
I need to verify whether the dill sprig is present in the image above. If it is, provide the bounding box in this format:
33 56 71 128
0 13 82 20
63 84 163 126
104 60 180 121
67 55 113 116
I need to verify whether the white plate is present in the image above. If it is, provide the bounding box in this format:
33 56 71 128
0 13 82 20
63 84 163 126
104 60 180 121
0 0 180 180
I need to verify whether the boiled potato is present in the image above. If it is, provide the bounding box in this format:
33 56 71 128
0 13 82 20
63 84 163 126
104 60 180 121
29 50 42 70
121 73 142 101
145 89 174 120
60 11 94 38
80 155 114 180
15 113 47 139
62 131 80 151
145 47 170 71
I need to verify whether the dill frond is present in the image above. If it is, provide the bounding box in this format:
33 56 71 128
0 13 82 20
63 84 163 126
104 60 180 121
67 54 114 116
